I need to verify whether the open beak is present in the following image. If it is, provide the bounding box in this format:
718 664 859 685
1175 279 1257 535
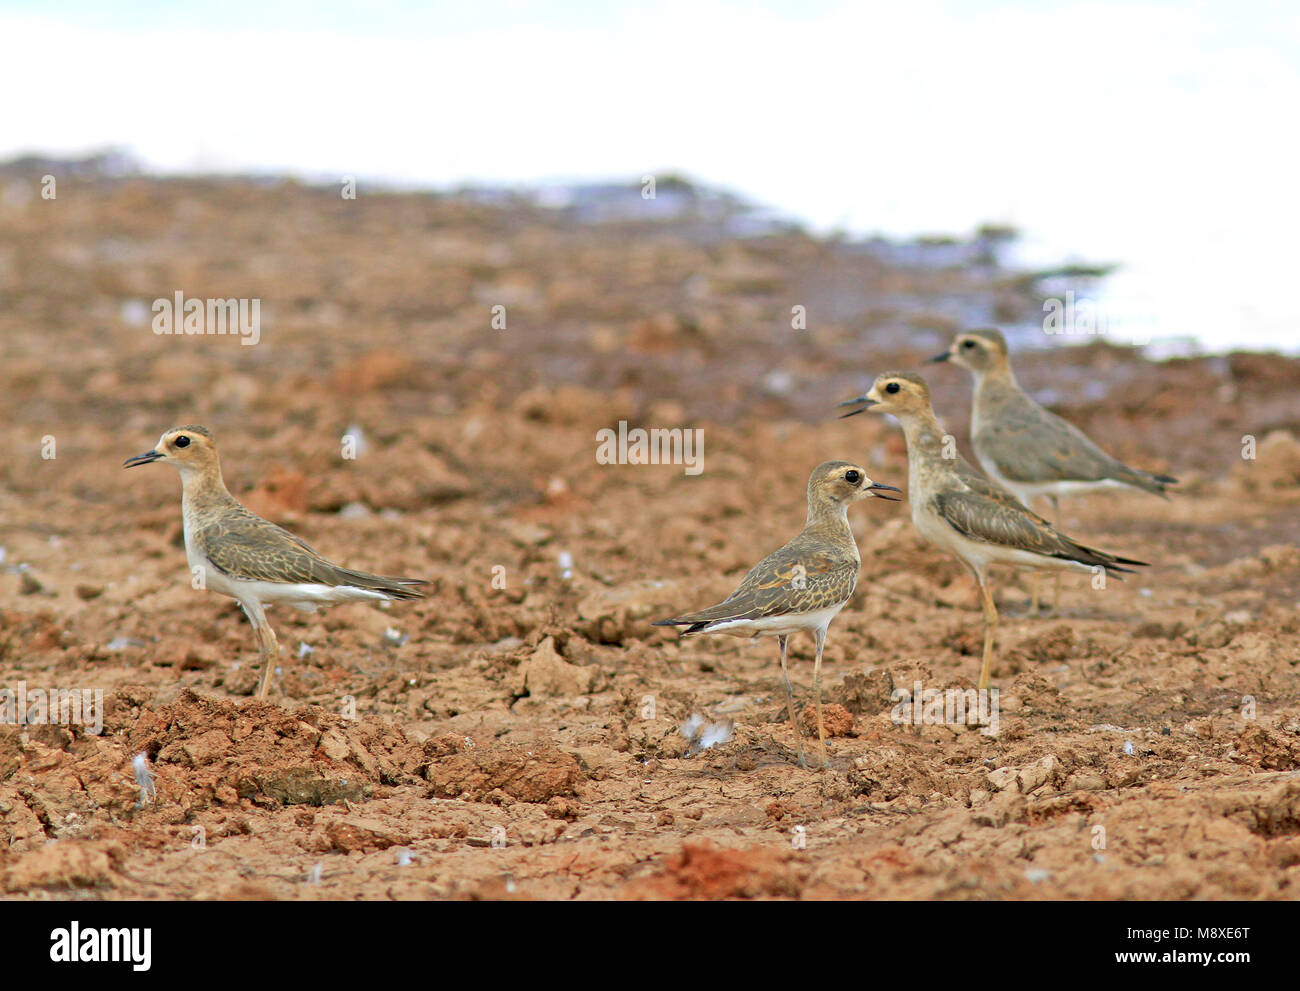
867 482 902 501
926 350 951 363
837 394 877 419
123 449 163 468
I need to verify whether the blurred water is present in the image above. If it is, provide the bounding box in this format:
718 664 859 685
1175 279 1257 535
4 148 1289 358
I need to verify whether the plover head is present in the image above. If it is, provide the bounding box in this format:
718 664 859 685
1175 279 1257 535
928 327 1009 374
123 425 219 478
838 371 933 420
808 460 900 505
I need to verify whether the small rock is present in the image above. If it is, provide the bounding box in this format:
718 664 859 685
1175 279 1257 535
797 703 855 738
1064 771 1106 791
425 743 584 803
512 636 598 697
19 572 47 596
987 766 1018 792
322 816 408 853
1017 755 1058 794
501 520 553 546
5 843 116 891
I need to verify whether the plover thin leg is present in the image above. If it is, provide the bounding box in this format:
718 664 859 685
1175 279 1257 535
1029 495 1064 617
812 625 828 768
250 607 279 700
1048 495 1062 612
977 575 998 691
777 634 806 768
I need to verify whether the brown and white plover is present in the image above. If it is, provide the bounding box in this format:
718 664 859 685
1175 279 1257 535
929 328 1175 611
125 425 426 699
653 461 899 768
929 329 1177 507
839 373 1146 689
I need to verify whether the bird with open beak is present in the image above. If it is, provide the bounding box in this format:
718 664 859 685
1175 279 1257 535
838 372 1147 689
927 328 1176 613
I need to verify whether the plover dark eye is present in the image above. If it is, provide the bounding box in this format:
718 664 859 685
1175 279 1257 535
845 469 862 485
962 340 976 349
174 435 191 448
885 382 901 394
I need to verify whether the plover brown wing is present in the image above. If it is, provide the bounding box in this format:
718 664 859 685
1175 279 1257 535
934 470 1146 579
654 461 899 768
929 328 1178 505
840 372 1147 688
126 425 425 698
194 505 425 604
655 539 861 636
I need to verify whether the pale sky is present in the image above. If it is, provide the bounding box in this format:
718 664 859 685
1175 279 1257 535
4 0 1298 352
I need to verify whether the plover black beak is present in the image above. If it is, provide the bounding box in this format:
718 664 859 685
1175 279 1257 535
867 482 901 501
837 395 876 418
123 449 163 468
926 350 951 363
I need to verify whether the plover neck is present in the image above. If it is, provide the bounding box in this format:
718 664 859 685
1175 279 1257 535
805 496 850 529
973 360 1020 397
178 461 238 516
803 499 856 557
898 410 948 461
897 409 958 501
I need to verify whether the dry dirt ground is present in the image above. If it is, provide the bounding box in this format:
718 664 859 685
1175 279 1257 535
2 172 1300 900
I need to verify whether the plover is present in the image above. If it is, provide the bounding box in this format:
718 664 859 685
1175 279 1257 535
125 426 426 698
929 328 1177 507
839 373 1146 689
930 328 1175 612
653 461 899 768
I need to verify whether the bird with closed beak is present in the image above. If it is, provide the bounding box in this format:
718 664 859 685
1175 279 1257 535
125 425 426 699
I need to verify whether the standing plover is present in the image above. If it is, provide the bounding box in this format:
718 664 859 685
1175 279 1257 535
929 328 1175 611
839 374 1146 689
653 461 899 768
125 426 426 699
929 328 1177 506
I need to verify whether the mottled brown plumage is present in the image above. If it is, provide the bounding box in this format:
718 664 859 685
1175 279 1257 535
655 461 900 768
659 537 859 633
195 502 423 597
125 425 425 698
839 372 1148 689
940 457 1144 578
931 328 1177 500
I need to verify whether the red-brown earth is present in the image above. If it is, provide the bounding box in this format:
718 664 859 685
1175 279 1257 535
2 171 1299 899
